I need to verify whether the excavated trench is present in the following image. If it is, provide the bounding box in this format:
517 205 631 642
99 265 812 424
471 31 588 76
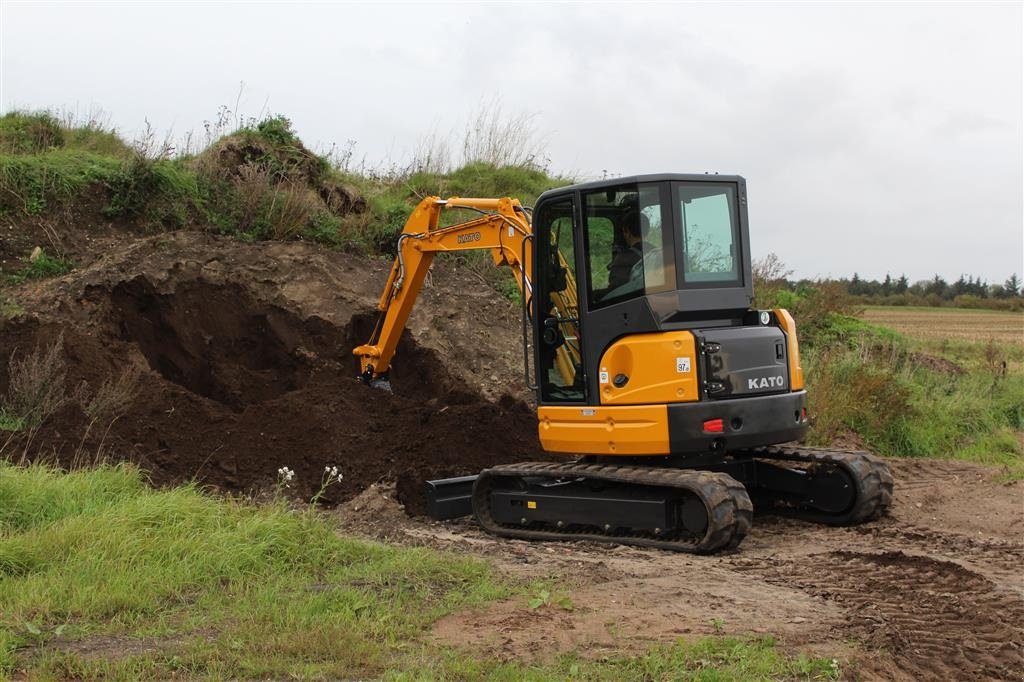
4 276 542 512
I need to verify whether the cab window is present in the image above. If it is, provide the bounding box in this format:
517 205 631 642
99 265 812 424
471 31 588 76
534 197 584 403
676 183 741 285
583 182 674 308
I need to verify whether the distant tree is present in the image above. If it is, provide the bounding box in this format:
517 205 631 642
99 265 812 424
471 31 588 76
895 274 909 294
881 274 893 296
925 275 947 298
1005 274 1021 298
951 275 968 298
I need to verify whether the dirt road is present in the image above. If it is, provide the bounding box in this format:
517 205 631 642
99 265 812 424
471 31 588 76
339 458 1024 681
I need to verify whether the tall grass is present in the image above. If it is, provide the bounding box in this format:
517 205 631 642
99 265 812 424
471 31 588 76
802 320 1023 475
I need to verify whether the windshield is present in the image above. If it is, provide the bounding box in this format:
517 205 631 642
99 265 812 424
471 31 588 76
583 182 674 308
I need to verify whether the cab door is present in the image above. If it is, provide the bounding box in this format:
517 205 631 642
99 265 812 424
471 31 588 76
532 194 585 404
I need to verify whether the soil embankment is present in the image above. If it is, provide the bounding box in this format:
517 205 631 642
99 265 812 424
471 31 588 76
0 232 540 510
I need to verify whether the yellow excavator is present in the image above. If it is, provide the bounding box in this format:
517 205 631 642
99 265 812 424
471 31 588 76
354 174 893 553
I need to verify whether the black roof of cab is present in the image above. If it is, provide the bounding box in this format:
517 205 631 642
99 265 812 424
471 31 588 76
536 173 746 203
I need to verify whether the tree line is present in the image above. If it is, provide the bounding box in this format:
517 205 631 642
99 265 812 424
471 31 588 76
752 255 1022 310
843 272 1021 300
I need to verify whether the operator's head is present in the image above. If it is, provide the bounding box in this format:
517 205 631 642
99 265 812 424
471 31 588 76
622 211 650 246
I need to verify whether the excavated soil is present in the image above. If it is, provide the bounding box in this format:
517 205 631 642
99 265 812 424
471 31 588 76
0 232 540 510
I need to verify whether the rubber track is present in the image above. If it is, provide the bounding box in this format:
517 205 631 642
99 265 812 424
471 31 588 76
737 445 894 525
472 462 753 554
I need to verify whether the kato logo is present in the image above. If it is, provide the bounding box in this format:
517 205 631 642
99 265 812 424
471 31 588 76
748 375 785 390
457 232 482 244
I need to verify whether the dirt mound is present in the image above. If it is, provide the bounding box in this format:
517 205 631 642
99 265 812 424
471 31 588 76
192 117 367 216
0 233 540 512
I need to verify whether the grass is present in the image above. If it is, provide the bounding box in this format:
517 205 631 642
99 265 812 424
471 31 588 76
801 313 1023 478
0 150 122 215
0 110 570 262
4 250 73 285
0 463 837 680
0 462 508 678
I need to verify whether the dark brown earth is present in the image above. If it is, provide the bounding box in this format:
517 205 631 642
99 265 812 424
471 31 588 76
0 232 540 511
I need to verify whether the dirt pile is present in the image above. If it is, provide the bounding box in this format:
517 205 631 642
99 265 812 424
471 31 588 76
0 232 540 512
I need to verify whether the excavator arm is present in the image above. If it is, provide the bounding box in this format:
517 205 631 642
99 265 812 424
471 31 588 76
354 195 580 388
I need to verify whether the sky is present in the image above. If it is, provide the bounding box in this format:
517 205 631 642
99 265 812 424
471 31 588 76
1 1 1021 284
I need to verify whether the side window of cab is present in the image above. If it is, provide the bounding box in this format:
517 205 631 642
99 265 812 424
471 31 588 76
533 196 584 403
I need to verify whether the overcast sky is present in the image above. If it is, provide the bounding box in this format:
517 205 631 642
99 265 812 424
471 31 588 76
2 1 1021 283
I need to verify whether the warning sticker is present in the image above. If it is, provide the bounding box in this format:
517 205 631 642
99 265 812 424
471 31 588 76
676 357 691 373
599 370 609 384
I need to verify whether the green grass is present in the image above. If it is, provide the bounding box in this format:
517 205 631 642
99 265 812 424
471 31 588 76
0 463 837 679
0 409 25 432
0 150 122 215
803 315 1023 478
0 112 65 155
4 250 73 284
0 462 509 678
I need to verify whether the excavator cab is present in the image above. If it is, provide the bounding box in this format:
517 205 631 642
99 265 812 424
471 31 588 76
530 174 807 457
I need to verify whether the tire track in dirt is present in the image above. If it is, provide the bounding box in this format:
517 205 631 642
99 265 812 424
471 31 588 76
758 550 1024 681
851 522 1024 586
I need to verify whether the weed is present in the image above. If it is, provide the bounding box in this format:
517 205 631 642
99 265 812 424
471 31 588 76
0 410 25 432
2 334 69 429
527 588 573 611
6 249 73 284
304 211 344 245
84 366 141 421
364 195 412 256
0 295 24 319
310 465 343 507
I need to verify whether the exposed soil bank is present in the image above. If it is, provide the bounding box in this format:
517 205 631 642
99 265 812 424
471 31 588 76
0 233 541 509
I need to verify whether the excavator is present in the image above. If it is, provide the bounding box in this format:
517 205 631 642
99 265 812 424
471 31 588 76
354 174 893 553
